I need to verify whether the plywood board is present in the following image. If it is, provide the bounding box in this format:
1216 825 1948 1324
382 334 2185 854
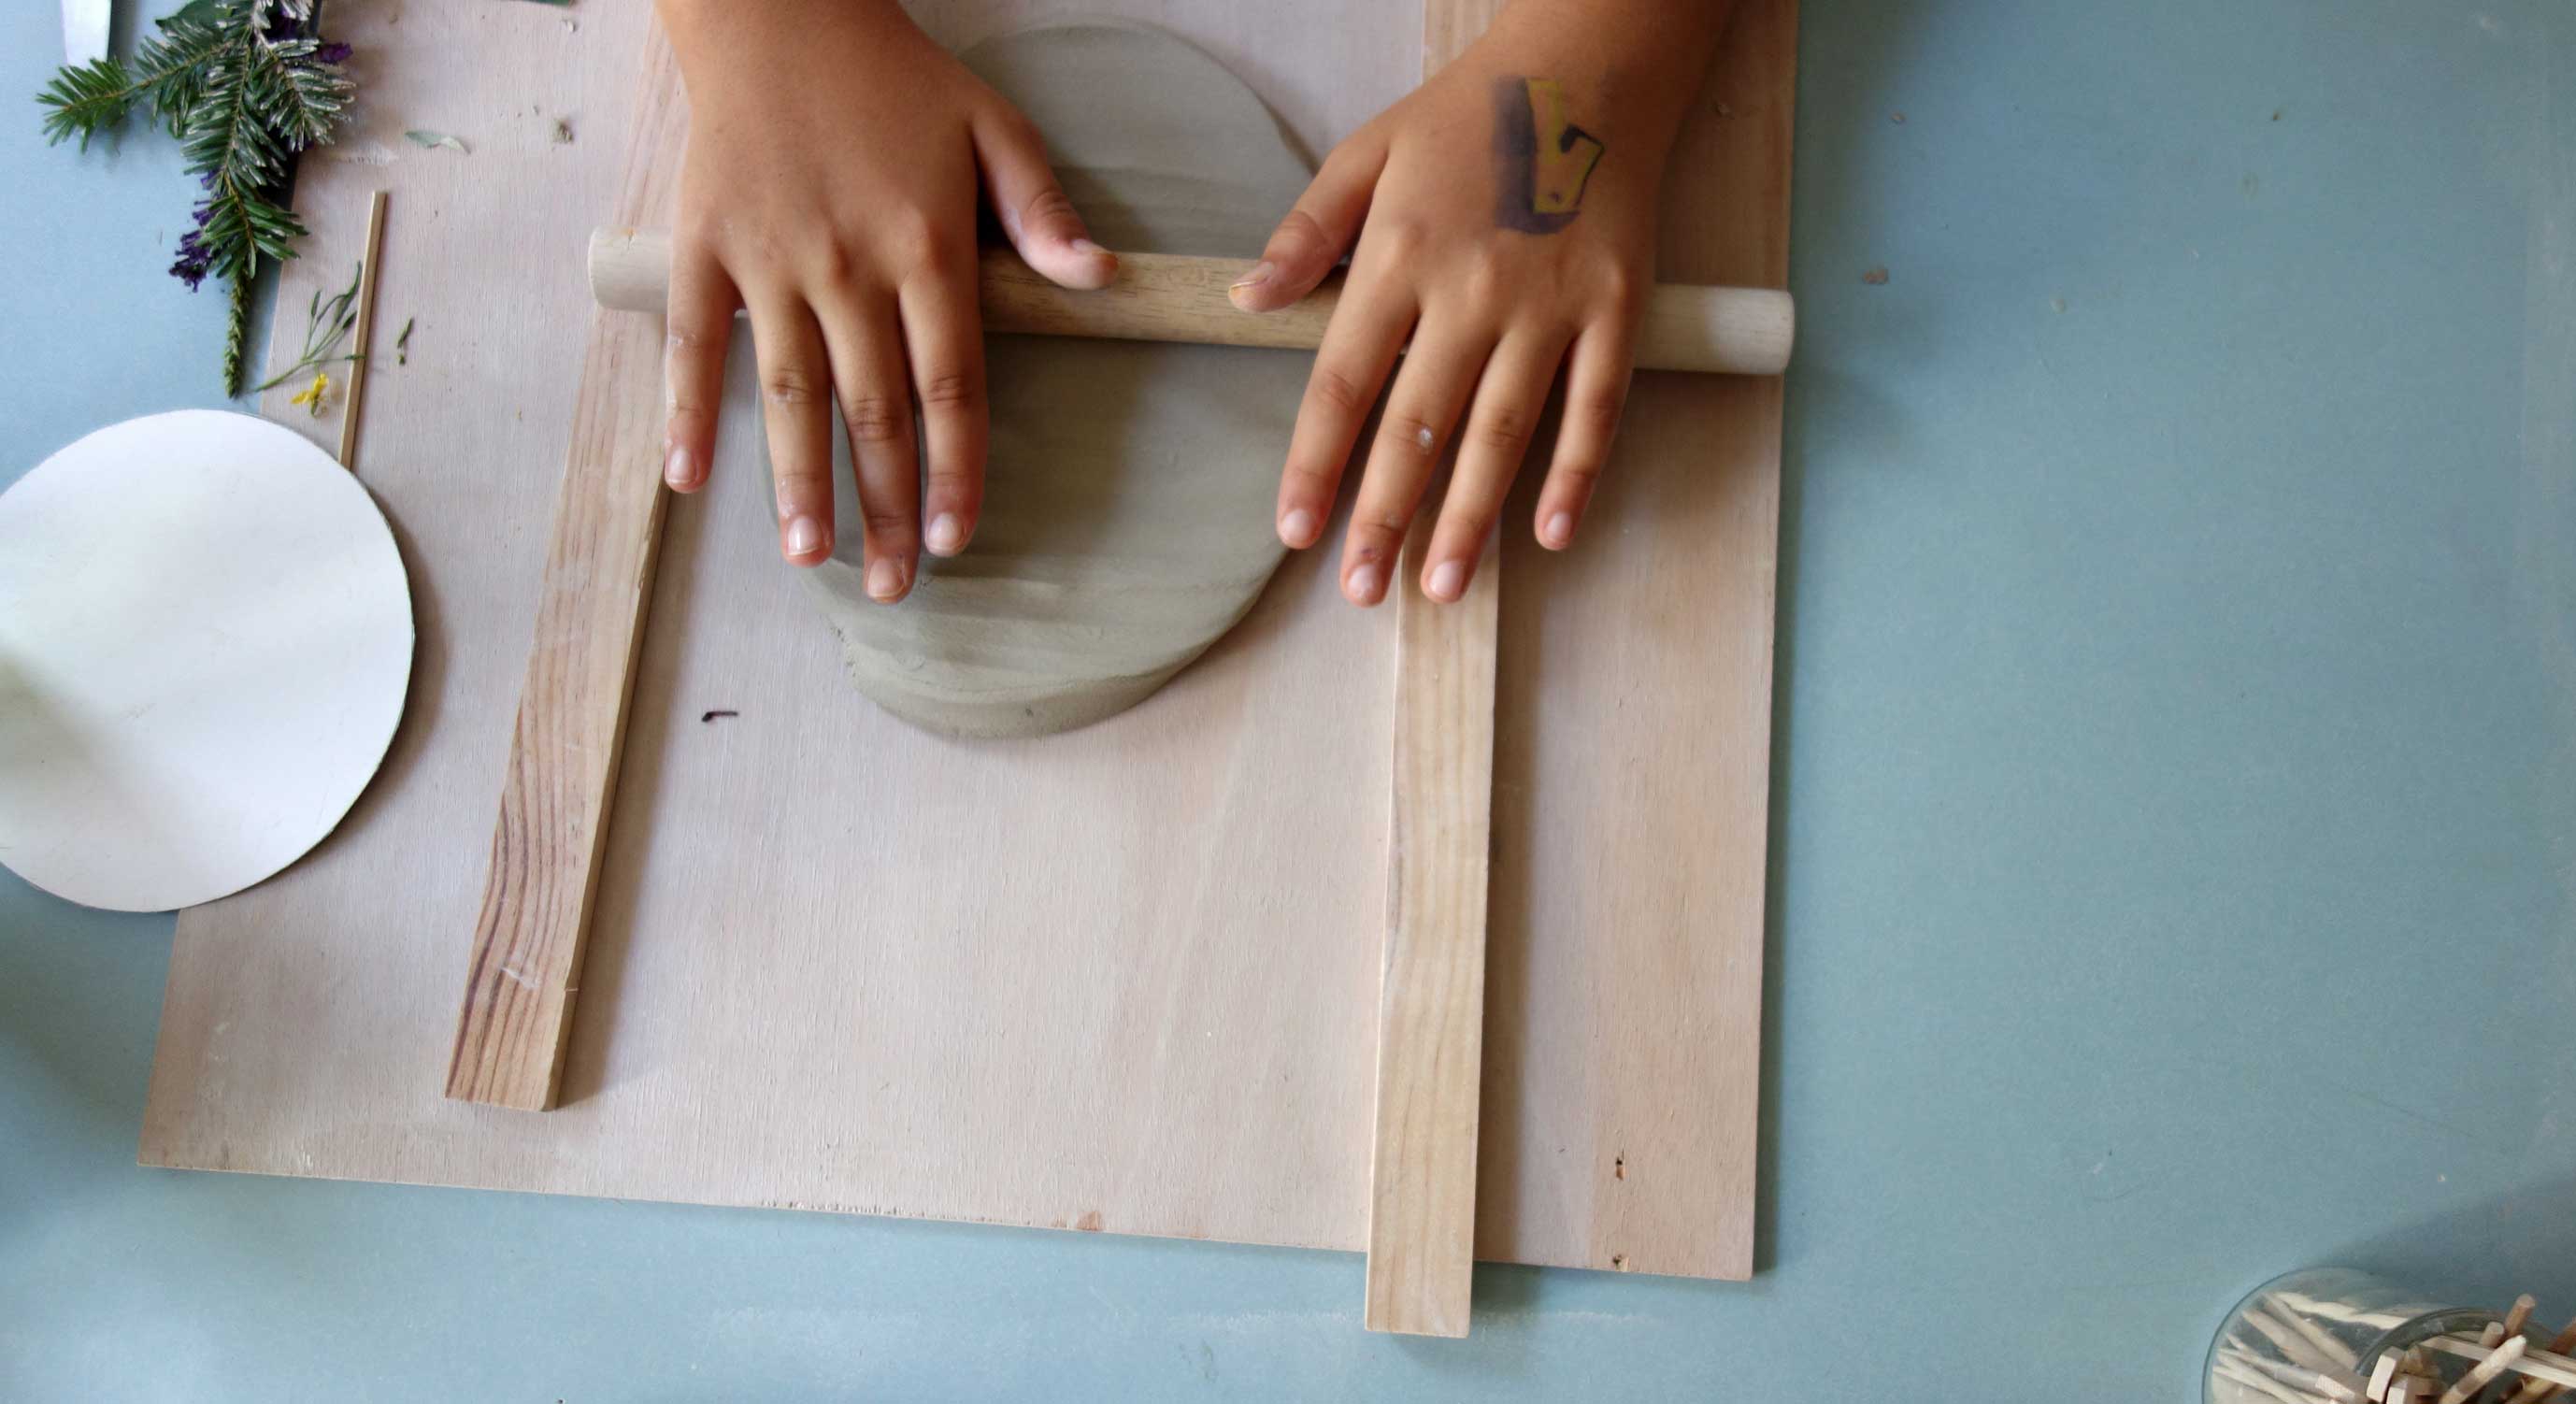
142 0 1791 1281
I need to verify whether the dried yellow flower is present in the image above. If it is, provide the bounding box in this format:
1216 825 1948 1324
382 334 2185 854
289 369 333 418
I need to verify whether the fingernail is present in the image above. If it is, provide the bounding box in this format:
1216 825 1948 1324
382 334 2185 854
1071 237 1107 257
926 512 966 555
1346 562 1383 604
663 444 696 490
786 514 825 557
1227 261 1276 309
1426 559 1465 601
866 555 907 602
1280 507 1318 547
1543 510 1575 548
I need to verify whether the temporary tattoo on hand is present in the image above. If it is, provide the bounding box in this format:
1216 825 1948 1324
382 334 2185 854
1494 78 1605 234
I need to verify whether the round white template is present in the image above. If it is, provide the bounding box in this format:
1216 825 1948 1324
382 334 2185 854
0 410 414 911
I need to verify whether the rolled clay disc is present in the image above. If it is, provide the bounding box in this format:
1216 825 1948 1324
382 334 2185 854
0 411 413 911
800 21 1315 738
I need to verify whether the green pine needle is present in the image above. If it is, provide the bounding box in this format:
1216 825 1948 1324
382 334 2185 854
250 39 350 148
198 178 305 282
35 58 139 149
137 11 234 136
34 10 236 149
163 0 229 30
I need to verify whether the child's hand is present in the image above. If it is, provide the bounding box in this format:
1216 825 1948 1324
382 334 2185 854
658 0 1115 599
1233 3 1726 606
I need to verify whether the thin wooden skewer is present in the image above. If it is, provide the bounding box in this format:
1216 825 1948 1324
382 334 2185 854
2512 1375 2567 1404
2219 1356 2340 1404
2507 1297 2540 1339
2423 1332 2576 1386
2278 1293 2416 1331
2270 1295 2367 1371
337 189 390 470
2249 1302 2358 1376
2273 1293 2484 1343
2505 1319 2576 1404
2224 1343 2366 1401
2436 1336 2528 1404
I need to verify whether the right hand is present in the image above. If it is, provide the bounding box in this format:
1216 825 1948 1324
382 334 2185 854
657 0 1116 601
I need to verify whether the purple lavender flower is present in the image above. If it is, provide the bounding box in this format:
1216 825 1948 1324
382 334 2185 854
171 200 217 290
315 41 351 64
170 241 212 290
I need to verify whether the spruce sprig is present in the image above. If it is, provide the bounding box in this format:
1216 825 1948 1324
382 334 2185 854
36 0 353 394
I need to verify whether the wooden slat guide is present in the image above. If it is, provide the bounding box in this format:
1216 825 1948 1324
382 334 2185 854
1362 0 1509 1340
1366 521 1497 1337
443 32 689 1110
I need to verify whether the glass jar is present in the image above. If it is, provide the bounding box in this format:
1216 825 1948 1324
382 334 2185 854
2210 1268 2503 1404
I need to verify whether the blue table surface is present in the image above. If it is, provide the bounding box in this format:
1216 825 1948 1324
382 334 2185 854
5 2 2572 1398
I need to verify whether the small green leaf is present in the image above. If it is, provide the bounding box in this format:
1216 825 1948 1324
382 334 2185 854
403 129 468 153
158 0 226 31
254 262 367 394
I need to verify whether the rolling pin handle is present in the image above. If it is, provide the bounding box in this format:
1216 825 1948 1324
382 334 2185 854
589 226 672 317
582 226 1793 377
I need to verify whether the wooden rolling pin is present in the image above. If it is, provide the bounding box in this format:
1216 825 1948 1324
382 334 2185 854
588 228 1795 377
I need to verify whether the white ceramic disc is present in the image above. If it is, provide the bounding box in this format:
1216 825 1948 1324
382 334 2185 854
0 410 413 911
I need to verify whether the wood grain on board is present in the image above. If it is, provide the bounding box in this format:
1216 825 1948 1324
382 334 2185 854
443 36 688 1110
142 0 1792 1283
1368 514 1498 1337
1363 0 1506 1341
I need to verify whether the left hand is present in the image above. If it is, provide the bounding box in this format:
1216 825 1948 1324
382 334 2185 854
1231 7 1718 606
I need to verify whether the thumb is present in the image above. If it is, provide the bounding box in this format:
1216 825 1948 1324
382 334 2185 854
973 106 1118 290
1230 134 1387 313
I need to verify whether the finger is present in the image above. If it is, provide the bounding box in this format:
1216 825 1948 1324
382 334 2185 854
1421 330 1570 601
1231 135 1389 313
815 292 920 603
1339 318 1496 607
663 237 740 494
1274 270 1415 555
1532 312 1640 551
743 294 837 566
896 256 987 557
972 105 1117 290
